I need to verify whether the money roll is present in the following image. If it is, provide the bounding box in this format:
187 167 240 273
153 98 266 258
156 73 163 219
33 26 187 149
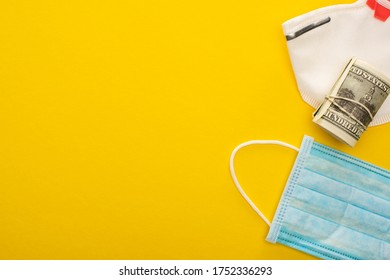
312 57 390 147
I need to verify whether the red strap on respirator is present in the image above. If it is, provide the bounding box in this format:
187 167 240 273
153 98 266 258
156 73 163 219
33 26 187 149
367 0 390 21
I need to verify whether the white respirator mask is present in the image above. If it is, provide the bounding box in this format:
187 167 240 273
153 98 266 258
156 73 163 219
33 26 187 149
283 0 390 126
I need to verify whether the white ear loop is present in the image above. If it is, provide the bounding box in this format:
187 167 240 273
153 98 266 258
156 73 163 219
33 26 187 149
229 140 300 227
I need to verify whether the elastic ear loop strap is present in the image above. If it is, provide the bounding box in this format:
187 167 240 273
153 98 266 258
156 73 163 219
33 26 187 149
229 140 300 227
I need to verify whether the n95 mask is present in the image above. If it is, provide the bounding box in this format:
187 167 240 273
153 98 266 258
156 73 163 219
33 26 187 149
230 136 390 259
283 0 390 126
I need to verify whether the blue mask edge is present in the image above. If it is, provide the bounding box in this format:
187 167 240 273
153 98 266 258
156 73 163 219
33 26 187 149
266 135 314 243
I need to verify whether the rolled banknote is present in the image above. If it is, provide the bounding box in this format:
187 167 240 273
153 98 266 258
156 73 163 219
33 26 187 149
313 57 390 147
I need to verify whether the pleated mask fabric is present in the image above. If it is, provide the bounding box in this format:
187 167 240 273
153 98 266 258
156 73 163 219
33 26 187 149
230 136 390 259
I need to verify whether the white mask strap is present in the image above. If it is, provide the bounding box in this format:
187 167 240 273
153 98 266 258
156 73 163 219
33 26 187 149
229 140 300 227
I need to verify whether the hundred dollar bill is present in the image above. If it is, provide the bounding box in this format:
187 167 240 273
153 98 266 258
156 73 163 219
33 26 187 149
313 57 390 147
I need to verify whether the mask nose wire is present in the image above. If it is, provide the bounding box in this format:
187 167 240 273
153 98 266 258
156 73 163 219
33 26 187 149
229 140 300 227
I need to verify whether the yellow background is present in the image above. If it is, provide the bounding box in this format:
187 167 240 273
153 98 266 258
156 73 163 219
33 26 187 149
1 0 387 260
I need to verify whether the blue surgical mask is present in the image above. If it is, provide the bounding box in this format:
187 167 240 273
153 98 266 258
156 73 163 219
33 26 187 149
230 135 390 260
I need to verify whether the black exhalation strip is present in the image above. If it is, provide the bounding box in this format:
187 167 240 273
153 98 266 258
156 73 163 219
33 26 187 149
286 17 331 41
